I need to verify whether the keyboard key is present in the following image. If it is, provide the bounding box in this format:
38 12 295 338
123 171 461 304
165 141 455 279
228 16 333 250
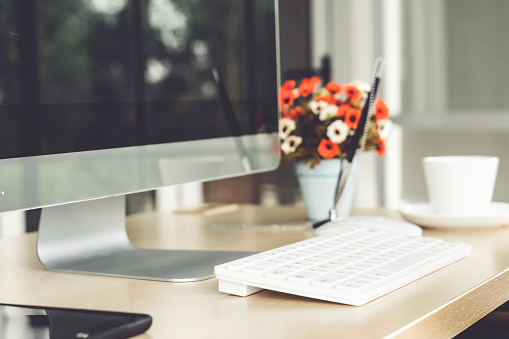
282 263 307 270
348 277 374 286
362 270 392 279
303 257 324 264
358 274 383 282
280 255 299 260
227 260 254 270
376 252 431 273
265 268 295 279
318 263 342 270
308 267 329 274
243 264 272 275
311 273 348 288
288 270 321 284
335 281 365 291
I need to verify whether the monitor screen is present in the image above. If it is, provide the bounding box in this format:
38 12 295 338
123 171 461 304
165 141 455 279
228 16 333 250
0 0 280 213
0 0 280 281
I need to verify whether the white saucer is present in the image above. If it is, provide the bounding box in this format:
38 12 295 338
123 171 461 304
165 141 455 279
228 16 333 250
399 202 509 229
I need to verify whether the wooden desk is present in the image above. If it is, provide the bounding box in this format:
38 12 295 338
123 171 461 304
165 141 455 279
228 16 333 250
1 205 509 338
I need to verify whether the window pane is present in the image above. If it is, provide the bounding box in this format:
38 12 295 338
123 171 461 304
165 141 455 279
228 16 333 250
397 0 509 205
401 0 509 111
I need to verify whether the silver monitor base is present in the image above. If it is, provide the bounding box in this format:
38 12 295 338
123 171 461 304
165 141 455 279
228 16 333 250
36 196 254 282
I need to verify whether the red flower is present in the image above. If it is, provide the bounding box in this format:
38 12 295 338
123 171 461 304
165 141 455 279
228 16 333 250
336 104 350 117
298 77 321 97
377 139 386 157
345 107 361 129
326 81 342 95
310 76 321 86
279 88 295 108
374 98 390 121
315 95 335 104
317 139 339 159
282 107 303 119
343 84 362 102
282 80 296 90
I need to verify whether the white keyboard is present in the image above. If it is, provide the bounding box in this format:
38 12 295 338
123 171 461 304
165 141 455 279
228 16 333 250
214 225 471 305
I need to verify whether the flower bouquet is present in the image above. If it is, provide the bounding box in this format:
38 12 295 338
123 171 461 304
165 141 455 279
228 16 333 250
278 76 392 168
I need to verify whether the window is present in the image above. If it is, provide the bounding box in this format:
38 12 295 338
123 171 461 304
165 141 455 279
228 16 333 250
386 0 509 206
312 0 509 208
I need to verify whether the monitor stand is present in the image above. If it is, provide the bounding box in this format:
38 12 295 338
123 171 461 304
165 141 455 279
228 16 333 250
36 196 254 282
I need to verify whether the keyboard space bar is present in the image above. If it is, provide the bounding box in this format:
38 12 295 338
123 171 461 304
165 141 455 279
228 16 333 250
376 252 432 273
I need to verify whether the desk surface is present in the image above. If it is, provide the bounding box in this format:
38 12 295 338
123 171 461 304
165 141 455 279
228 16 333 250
1 205 509 339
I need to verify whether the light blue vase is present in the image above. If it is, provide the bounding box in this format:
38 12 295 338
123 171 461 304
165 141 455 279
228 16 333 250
295 158 358 221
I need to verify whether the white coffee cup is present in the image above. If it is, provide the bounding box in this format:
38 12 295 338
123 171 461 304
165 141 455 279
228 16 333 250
422 156 499 215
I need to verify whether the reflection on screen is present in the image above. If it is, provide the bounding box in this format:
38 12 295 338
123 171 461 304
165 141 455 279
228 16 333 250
0 0 278 158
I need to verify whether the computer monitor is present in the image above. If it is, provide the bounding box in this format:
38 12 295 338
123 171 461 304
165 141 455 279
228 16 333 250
0 0 280 281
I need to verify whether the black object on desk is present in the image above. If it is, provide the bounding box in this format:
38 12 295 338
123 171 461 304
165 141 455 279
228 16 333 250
0 303 152 339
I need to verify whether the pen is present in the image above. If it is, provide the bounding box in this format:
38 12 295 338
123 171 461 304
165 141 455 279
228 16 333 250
313 57 385 229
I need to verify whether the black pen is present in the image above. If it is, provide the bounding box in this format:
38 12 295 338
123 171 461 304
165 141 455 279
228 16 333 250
313 58 385 229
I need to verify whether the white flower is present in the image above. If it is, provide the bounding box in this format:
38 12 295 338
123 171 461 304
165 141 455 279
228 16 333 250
309 100 328 115
279 118 296 139
377 119 393 140
319 104 338 121
326 120 350 144
281 135 302 154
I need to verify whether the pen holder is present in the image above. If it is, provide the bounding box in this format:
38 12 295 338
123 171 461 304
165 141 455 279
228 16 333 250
295 158 358 221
